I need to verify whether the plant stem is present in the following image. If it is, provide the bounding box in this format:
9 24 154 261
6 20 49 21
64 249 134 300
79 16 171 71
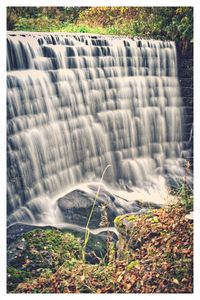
82 164 112 261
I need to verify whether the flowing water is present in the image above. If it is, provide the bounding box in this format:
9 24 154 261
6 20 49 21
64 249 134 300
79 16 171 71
7 33 190 225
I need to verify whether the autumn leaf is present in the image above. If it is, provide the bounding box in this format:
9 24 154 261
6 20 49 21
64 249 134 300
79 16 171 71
173 278 179 285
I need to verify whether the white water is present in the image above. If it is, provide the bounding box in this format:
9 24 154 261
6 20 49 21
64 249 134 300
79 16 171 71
7 33 189 225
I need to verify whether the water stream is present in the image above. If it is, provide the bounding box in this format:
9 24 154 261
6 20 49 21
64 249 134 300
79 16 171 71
7 33 190 225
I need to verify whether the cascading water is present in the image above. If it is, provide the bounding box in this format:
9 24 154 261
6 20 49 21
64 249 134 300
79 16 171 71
7 32 190 226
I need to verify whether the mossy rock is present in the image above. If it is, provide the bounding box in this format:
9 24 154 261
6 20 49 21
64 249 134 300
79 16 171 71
7 267 31 292
61 228 109 264
7 228 82 292
24 228 81 260
114 209 154 229
114 209 160 251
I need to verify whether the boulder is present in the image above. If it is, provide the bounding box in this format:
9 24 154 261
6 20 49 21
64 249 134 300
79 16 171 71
56 188 161 229
57 189 118 228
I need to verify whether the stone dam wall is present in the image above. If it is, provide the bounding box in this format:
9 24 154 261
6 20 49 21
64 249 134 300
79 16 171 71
178 49 193 168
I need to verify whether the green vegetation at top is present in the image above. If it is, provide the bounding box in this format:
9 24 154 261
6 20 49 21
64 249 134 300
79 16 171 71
7 6 193 54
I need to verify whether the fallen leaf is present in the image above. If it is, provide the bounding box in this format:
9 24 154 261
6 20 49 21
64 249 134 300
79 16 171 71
173 278 179 285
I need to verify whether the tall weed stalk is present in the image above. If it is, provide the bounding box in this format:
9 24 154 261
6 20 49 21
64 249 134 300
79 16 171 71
81 164 112 262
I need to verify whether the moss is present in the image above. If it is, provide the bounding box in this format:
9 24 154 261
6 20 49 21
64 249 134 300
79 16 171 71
114 215 123 225
7 228 82 292
7 267 30 292
151 216 159 223
24 228 81 263
125 215 138 222
114 213 136 226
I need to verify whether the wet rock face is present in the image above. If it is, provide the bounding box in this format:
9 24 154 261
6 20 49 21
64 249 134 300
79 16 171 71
57 189 117 228
57 189 143 228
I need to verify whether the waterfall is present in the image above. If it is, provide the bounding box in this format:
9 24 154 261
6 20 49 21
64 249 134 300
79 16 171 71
7 33 190 226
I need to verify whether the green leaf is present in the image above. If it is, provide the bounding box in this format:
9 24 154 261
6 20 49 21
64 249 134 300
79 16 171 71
127 260 140 270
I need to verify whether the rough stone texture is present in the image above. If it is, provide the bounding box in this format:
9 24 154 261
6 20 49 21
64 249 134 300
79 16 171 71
177 48 193 168
57 189 145 229
57 189 118 228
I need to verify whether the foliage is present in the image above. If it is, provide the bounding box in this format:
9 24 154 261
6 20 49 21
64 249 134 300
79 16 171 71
10 18 130 35
172 182 193 211
171 161 193 211
79 7 137 27
8 205 193 293
78 7 136 35
7 7 193 53
7 7 88 30
13 17 60 32
130 7 193 54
